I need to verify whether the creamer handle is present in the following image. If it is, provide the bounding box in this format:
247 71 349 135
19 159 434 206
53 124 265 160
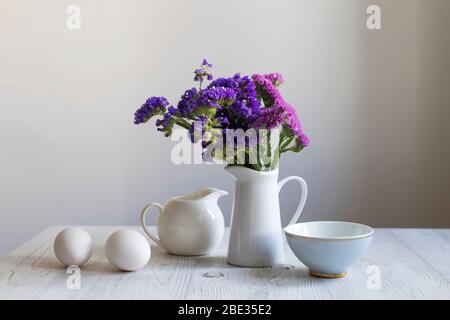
140 202 166 249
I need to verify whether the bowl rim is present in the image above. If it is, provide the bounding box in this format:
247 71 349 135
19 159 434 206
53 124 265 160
284 221 374 241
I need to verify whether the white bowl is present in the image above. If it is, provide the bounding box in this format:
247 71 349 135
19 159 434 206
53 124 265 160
285 221 373 278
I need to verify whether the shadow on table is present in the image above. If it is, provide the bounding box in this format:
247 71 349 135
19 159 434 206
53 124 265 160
8 246 121 274
150 245 229 268
244 264 339 282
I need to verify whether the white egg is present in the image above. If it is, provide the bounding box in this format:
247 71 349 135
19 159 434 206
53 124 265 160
105 229 151 271
53 228 92 266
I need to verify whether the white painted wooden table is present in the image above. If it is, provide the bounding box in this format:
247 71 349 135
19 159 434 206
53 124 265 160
0 226 449 300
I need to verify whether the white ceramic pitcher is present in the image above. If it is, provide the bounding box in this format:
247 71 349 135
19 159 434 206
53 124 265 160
226 166 307 267
140 188 227 256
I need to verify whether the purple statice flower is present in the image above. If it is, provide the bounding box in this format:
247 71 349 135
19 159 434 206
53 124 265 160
177 86 237 118
283 102 309 146
239 75 261 119
252 106 285 130
283 102 301 135
263 73 284 86
177 87 198 115
299 132 310 147
284 103 309 146
177 85 237 122
252 73 283 105
156 106 179 136
200 87 236 106
194 59 213 84
208 74 261 125
202 58 212 68
134 96 169 124
230 100 253 119
208 74 240 89
252 73 309 146
251 73 286 129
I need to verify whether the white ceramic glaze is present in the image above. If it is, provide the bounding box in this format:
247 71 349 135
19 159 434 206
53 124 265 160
285 221 374 277
105 229 151 271
140 188 227 256
226 166 307 267
53 227 92 266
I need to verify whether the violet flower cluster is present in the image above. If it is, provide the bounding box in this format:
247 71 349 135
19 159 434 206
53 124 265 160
134 59 309 170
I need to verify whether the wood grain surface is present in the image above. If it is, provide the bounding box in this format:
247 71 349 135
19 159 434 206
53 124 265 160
0 227 448 300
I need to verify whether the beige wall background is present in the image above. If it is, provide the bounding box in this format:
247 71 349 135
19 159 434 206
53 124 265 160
1 0 449 255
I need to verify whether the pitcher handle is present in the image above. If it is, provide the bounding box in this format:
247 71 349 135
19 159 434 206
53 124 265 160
278 176 308 225
140 202 166 249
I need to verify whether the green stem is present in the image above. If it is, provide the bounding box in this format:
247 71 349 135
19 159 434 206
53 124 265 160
271 145 280 170
280 135 294 151
175 118 191 130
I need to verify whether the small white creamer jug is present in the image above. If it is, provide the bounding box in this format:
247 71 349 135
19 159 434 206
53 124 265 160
140 188 228 256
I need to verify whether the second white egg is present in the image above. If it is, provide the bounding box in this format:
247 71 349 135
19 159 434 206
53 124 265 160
105 229 151 271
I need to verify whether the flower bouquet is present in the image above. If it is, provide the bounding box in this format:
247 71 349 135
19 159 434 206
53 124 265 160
134 59 308 171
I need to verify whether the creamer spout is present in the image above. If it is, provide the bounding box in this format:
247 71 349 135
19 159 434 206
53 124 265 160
201 188 228 202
